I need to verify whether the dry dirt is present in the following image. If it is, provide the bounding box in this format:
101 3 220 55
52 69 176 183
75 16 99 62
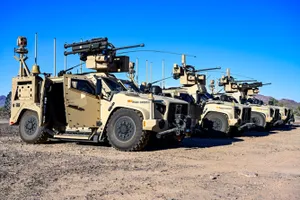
0 121 299 200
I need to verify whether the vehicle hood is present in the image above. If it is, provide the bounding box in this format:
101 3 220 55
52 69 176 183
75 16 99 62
118 91 189 104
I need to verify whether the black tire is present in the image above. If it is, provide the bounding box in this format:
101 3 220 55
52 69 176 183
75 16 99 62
106 108 150 151
202 112 230 137
251 112 266 129
19 110 49 144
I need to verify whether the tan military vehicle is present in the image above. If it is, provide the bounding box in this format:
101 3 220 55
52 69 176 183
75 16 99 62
219 69 281 129
267 100 295 126
9 36 191 151
149 55 253 137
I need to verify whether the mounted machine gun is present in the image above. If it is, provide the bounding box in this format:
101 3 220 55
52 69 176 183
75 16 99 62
62 37 144 74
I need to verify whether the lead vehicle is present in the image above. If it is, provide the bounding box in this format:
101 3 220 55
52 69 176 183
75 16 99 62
9 36 191 151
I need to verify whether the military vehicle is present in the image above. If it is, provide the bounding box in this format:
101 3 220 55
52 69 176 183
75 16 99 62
9 36 191 151
218 69 281 129
143 55 253 137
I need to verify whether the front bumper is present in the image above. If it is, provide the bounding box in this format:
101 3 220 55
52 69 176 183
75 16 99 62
266 116 274 123
273 119 284 126
156 114 192 139
238 122 256 131
228 118 240 126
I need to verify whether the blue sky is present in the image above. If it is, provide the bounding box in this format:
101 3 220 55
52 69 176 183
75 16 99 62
0 0 299 101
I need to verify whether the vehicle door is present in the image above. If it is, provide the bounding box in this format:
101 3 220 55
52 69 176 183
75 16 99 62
63 74 101 128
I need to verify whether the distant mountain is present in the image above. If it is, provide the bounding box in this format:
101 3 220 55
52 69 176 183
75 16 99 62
0 95 5 107
255 94 300 110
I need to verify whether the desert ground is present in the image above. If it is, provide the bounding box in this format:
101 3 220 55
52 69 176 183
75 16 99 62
0 119 299 200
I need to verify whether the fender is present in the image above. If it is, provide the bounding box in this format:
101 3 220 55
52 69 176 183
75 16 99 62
10 103 41 125
100 105 150 130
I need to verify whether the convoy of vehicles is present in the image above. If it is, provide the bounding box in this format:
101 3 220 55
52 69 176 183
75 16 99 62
218 69 286 130
6 35 296 151
159 55 253 137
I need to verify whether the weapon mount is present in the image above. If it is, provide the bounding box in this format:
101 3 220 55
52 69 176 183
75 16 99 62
63 37 144 73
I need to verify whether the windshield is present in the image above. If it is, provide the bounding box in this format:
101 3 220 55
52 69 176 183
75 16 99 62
102 77 126 92
231 97 239 103
120 80 140 92
248 98 263 105
196 92 213 104
240 97 247 104
212 94 239 103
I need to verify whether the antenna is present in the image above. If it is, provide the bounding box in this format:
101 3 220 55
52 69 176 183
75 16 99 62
136 57 139 84
146 60 148 83
181 54 186 67
162 59 165 88
80 38 83 73
54 38 56 76
150 62 152 82
34 33 37 64
64 42 67 70
226 68 230 78
64 53 67 70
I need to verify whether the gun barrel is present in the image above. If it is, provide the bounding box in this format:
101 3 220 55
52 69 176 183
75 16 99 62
239 82 263 88
64 44 108 56
235 80 257 83
263 82 272 85
64 37 108 48
114 43 145 51
194 66 221 73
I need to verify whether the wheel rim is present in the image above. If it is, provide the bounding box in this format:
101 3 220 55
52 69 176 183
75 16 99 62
24 116 38 135
252 117 260 126
211 118 223 131
114 116 136 142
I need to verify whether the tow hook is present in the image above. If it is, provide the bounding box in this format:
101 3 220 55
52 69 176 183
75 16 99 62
156 115 191 139
238 122 256 131
273 120 283 126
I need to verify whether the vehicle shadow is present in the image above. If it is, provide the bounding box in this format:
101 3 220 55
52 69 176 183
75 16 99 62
47 139 111 147
145 136 244 151
272 124 298 132
240 130 276 137
45 136 244 152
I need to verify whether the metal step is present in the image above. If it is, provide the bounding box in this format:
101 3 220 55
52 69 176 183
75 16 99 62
53 134 90 140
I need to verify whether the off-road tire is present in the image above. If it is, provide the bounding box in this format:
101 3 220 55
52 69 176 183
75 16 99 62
19 110 49 144
251 112 266 130
202 112 230 137
106 108 150 151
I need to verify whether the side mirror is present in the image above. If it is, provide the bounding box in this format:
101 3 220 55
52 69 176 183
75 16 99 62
96 79 102 96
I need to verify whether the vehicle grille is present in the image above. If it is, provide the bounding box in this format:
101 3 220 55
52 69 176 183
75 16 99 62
287 109 291 118
167 103 188 127
274 109 280 120
242 107 251 122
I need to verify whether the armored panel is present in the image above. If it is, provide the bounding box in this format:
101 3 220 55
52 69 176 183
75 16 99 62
86 56 129 73
197 74 206 85
179 73 197 86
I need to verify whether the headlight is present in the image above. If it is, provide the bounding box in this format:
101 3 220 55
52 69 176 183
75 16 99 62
155 103 166 115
